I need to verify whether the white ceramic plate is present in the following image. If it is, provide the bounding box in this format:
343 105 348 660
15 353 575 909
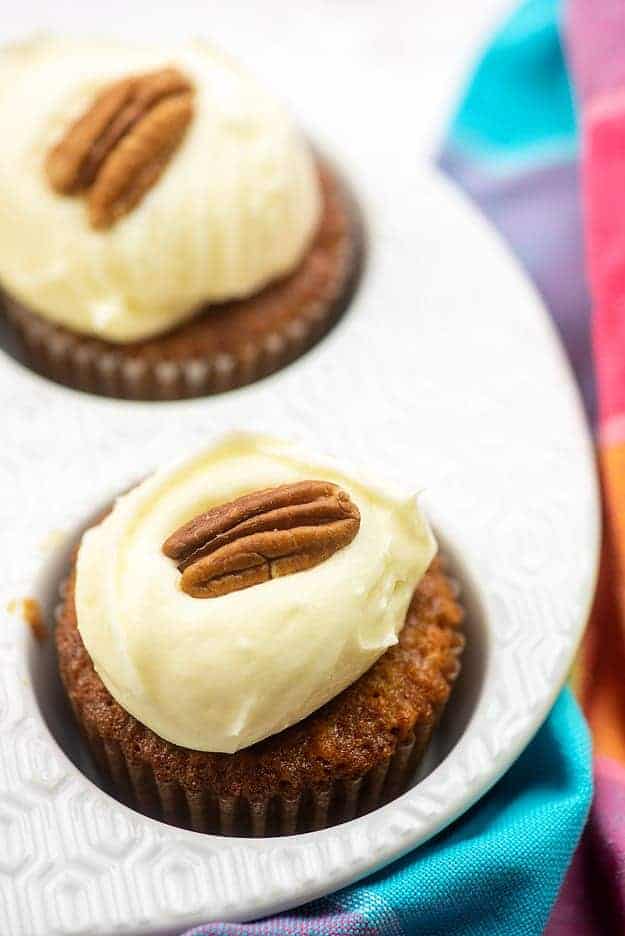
0 6 598 932
0 153 599 933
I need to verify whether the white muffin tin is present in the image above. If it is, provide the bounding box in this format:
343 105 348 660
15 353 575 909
0 157 599 933
0 6 598 933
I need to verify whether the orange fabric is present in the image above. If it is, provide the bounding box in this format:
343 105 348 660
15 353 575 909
577 442 625 760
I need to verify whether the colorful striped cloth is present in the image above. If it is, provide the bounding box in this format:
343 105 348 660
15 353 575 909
183 0 625 931
445 0 625 928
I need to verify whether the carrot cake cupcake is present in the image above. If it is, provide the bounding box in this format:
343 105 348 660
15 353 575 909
0 39 360 399
55 434 464 835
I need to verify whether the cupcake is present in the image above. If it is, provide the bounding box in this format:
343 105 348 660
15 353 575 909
55 434 464 835
0 39 360 399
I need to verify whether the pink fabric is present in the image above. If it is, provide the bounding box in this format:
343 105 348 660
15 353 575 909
583 91 625 423
567 0 625 104
567 1 625 424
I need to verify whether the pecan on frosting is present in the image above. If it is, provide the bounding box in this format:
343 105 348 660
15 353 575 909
45 66 194 229
163 480 361 598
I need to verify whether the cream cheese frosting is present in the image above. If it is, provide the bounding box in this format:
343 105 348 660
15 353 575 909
75 434 437 753
0 38 321 342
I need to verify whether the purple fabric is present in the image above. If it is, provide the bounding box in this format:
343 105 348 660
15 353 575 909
183 907 377 936
546 757 625 934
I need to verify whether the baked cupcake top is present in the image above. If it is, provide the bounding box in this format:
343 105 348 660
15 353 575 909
0 38 321 342
75 434 436 753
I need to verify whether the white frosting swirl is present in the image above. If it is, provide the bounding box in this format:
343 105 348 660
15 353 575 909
75 435 437 753
0 38 321 342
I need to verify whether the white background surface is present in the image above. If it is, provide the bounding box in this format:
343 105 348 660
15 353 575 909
3 0 514 162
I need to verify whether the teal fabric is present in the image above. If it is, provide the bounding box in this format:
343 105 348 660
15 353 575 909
331 691 592 936
450 0 577 163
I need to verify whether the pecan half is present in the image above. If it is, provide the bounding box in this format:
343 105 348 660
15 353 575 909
45 66 194 229
162 481 361 598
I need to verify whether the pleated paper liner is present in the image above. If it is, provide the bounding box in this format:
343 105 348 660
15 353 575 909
69 696 445 836
2 161 363 401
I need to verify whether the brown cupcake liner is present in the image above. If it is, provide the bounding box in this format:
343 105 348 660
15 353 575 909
4 285 349 401
2 163 362 401
70 697 439 836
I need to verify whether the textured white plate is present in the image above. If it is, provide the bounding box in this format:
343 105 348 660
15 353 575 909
0 7 598 932
0 151 599 933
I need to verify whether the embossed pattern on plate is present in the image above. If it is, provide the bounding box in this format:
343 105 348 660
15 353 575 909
0 9 598 929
